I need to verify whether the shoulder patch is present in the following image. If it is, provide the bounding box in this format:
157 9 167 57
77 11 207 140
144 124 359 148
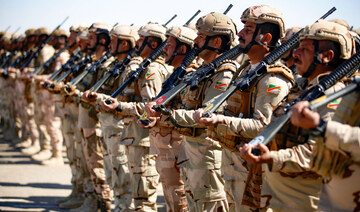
266 83 281 95
327 99 340 110
267 63 294 82
214 81 228 91
216 59 237 73
145 72 156 80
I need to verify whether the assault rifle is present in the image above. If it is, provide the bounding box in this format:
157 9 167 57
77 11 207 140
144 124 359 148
105 39 168 103
248 51 360 149
20 16 69 70
65 50 112 87
149 44 243 114
308 76 360 111
201 7 336 118
87 48 137 95
223 4 233 15
30 45 68 77
47 48 83 81
163 14 178 27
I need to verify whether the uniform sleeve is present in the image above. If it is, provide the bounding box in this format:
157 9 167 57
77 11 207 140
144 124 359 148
270 141 315 172
54 51 70 72
325 120 360 161
218 74 292 138
169 69 234 128
119 62 168 117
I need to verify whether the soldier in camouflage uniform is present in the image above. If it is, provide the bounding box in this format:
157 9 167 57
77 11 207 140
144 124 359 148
290 85 360 211
21 27 55 160
147 12 239 211
193 6 293 211
66 23 113 212
138 25 198 211
82 25 140 211
101 23 170 211
51 24 88 209
36 28 70 165
239 20 355 211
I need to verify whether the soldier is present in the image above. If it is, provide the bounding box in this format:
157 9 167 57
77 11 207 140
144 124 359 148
239 20 355 211
21 27 55 159
52 25 91 210
138 25 198 211
82 25 141 211
101 23 170 211
36 28 70 165
147 12 239 211
192 5 293 211
66 22 113 212
290 89 360 211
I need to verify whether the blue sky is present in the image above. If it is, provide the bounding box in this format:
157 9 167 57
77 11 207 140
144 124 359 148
0 0 359 34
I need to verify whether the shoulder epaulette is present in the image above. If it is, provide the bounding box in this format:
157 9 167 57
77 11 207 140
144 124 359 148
216 59 237 73
267 63 294 82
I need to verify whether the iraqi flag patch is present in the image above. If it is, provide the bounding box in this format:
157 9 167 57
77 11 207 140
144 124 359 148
327 99 340 110
145 72 155 80
267 83 281 95
214 81 228 91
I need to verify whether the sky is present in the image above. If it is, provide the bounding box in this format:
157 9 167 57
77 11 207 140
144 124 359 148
0 0 359 35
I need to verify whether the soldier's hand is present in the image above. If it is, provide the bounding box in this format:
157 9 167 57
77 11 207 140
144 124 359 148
82 90 97 103
145 102 161 117
101 97 118 112
290 101 320 129
137 117 158 129
194 108 223 127
239 143 272 165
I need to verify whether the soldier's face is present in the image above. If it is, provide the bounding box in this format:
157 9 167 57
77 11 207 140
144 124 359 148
67 31 77 46
293 39 315 76
87 32 97 49
136 35 145 51
163 36 177 62
79 39 88 51
194 32 207 50
109 36 118 53
237 21 258 49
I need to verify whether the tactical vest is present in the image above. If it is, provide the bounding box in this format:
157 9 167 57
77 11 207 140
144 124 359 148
209 63 294 149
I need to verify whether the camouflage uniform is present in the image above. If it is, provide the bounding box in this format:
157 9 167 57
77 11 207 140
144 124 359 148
29 42 55 157
115 56 172 211
95 55 143 211
77 55 114 203
261 75 344 211
310 90 360 211
259 20 355 211
208 62 293 211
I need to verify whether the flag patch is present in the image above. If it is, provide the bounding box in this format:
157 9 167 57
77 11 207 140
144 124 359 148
327 99 340 110
145 72 155 80
267 83 281 95
214 81 228 91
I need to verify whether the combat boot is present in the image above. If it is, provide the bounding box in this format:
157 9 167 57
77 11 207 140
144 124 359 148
55 185 76 205
21 143 41 155
69 193 98 212
59 194 84 209
98 199 112 212
15 137 32 148
41 150 64 165
31 149 52 161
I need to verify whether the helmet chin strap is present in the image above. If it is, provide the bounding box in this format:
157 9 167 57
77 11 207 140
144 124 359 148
302 40 322 79
198 35 225 54
166 39 186 65
113 38 131 55
242 24 279 53
137 37 148 56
